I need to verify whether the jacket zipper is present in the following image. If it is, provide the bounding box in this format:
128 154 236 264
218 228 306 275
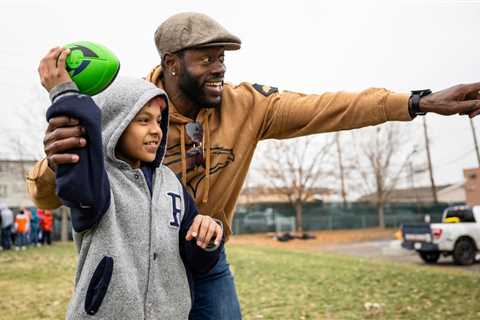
142 170 154 320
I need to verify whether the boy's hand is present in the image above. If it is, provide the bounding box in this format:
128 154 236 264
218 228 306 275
38 47 71 92
186 215 223 250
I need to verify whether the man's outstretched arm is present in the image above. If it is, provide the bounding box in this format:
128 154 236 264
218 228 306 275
252 82 480 141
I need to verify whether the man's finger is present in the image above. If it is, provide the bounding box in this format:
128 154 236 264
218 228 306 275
455 100 480 114
469 108 480 118
45 126 85 146
44 137 87 155
463 82 480 94
46 116 80 133
49 153 80 166
464 89 480 101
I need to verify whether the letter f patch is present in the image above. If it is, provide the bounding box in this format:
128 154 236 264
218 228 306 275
167 192 181 227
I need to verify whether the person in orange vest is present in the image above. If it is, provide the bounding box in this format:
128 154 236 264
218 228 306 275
39 209 53 245
15 208 30 250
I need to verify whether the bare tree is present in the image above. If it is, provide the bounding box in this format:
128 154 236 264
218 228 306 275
4 86 71 241
3 85 49 162
258 136 335 233
351 123 417 228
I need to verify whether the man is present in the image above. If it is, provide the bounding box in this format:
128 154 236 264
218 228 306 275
28 12 480 320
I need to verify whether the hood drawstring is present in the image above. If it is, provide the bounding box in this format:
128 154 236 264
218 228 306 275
146 66 162 87
146 64 212 204
202 109 211 204
180 126 187 186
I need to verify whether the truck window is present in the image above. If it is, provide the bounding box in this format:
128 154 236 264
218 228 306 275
444 208 476 223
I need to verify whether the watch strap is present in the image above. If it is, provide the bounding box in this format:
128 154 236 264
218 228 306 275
409 89 432 117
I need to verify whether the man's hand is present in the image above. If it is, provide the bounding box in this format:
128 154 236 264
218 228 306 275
186 215 223 250
38 47 71 92
44 116 86 171
420 82 480 118
38 47 86 171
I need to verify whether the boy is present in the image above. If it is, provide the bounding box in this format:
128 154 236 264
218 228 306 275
38 48 223 319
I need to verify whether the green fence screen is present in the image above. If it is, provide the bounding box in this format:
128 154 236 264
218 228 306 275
232 202 462 234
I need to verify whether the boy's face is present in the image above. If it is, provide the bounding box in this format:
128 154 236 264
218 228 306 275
116 97 166 169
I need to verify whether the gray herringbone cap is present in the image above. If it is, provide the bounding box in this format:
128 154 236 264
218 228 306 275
154 12 241 58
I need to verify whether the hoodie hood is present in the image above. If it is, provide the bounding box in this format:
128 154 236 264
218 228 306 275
93 77 169 168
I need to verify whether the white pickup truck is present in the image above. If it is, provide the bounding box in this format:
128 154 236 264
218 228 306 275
401 205 480 265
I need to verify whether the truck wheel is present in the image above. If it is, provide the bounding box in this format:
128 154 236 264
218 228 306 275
419 251 440 264
453 238 476 266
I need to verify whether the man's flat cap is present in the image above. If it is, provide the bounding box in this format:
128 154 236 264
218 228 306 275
154 12 241 57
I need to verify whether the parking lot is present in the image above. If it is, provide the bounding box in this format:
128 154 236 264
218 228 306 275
319 239 480 272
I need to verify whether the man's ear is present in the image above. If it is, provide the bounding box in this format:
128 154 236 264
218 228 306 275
163 53 179 75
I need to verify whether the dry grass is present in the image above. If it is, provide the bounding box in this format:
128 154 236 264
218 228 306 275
0 243 76 320
2 229 479 319
229 228 396 252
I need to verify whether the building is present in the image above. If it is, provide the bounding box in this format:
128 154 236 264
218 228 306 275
237 186 335 205
0 159 36 208
464 167 480 206
437 182 466 204
357 184 465 204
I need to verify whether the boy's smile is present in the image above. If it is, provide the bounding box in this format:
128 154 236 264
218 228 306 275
116 96 167 169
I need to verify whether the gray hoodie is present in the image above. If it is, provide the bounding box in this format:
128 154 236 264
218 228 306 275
46 77 220 320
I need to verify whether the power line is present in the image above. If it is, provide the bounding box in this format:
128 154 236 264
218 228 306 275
435 148 476 168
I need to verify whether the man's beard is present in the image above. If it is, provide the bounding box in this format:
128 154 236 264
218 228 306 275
178 67 221 109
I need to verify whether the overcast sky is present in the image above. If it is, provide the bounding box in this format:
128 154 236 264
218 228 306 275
1 0 479 193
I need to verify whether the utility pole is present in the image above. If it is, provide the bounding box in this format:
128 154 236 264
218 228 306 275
60 206 69 242
423 117 438 203
335 132 347 207
408 162 420 213
469 118 480 167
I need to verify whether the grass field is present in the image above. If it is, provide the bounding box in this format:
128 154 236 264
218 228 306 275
0 242 479 320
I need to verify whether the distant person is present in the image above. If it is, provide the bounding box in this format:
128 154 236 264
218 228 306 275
0 202 14 250
15 208 30 250
27 12 480 320
38 209 53 246
35 48 224 319
37 208 44 243
29 208 40 247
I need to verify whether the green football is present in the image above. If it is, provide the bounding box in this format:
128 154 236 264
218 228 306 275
63 41 120 96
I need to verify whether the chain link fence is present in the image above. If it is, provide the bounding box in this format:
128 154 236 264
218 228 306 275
232 202 460 234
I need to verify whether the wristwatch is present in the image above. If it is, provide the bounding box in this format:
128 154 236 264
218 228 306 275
408 89 432 117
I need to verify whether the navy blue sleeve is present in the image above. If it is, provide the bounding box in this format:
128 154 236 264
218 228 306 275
46 95 110 232
179 186 222 275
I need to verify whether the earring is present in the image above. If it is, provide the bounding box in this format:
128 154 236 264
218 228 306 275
171 71 176 76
